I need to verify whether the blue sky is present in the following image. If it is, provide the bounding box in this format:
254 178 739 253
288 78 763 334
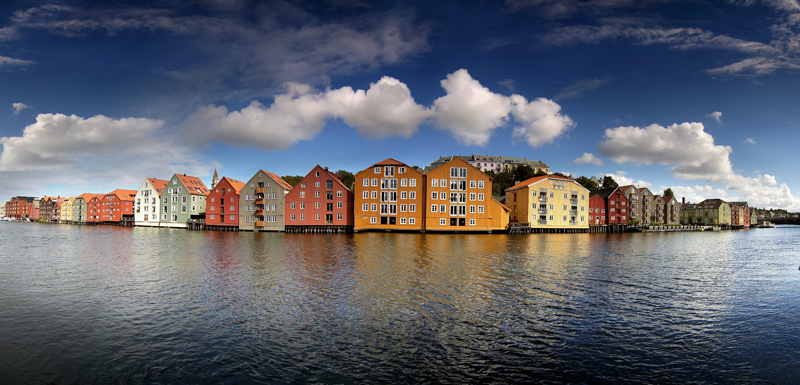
2 0 800 210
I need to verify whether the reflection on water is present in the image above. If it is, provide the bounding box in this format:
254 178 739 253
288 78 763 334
1 222 799 383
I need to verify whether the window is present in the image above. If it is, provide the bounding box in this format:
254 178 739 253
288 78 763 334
440 218 447 225
210 215 215 220
409 204 415 212
337 190 342 197
401 179 407 187
230 215 235 221
400 218 407 224
315 191 320 198
371 178 378 187
459 168 467 178
374 167 381 174
315 202 320 209
470 205 476 213
410 179 416 187
362 203 369 211
315 213 320 221
300 202 305 209
478 205 484 214
431 204 438 213
432 179 438 187
478 181 484 189
370 217 377 224
337 213 342 220
550 192 554 198
300 214 305 221
470 193 476 201
371 203 377 211
291 214 295 220
400 204 407 212
371 191 377 199
290 202 295 209
409 218 416 225
478 193 484 201
450 167 458 178
401 191 407 199
300 191 305 198
470 180 476 188
181 205 186 213
410 192 416 200
363 179 369 186
440 204 446 213
469 219 476 226
440 179 447 187
432 191 438 200
363 191 369 199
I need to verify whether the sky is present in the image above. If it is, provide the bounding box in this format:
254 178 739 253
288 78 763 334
1 0 800 210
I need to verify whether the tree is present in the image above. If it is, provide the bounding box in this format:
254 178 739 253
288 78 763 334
663 188 674 197
513 165 537 183
281 175 303 187
490 170 515 196
601 175 618 189
534 169 548 177
335 170 355 189
552 172 569 178
576 176 600 191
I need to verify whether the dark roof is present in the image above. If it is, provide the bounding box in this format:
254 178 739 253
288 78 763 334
589 187 618 199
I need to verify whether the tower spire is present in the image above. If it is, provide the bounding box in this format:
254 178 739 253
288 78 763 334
212 168 219 189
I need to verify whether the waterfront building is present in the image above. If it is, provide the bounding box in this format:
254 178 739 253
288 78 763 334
730 202 751 228
285 165 354 232
659 195 681 225
0 201 5 218
134 178 169 227
353 158 424 232
72 194 102 224
87 195 103 223
7 196 37 219
588 187 628 229
39 197 64 222
428 155 550 174
506 175 588 231
206 176 245 230
28 200 40 220
101 189 137 224
681 198 732 225
619 186 655 225
161 174 210 228
239 170 293 232
60 197 76 222
424 157 509 232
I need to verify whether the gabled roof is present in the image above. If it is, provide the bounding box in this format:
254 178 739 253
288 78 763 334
730 201 749 207
374 158 405 166
79 193 105 202
618 185 636 193
172 174 210 196
589 187 618 199
147 178 169 195
257 169 293 191
425 156 495 182
505 175 574 192
218 176 246 194
106 189 138 201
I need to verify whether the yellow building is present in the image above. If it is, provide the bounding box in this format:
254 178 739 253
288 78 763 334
423 157 509 232
60 197 76 222
354 159 425 232
505 175 589 232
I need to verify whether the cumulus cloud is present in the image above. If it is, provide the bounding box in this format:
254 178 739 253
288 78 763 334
598 122 735 182
598 120 800 210
0 113 213 197
11 103 31 115
707 111 722 124
433 69 573 147
603 171 650 188
574 152 605 165
670 185 734 204
182 76 433 150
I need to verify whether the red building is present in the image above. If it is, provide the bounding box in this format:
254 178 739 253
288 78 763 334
285 165 354 231
101 189 137 223
87 195 104 223
7 196 37 219
588 187 628 231
206 176 245 229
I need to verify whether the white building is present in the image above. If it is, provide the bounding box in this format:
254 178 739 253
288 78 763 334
134 177 168 227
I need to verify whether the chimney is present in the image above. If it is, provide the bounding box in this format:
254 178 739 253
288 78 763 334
324 167 328 171
682 197 685 204
514 181 519 185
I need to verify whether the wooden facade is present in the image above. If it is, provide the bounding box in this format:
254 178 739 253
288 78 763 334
285 165 354 231
506 175 588 232
424 157 508 232
353 158 424 232
239 170 293 232
206 176 245 229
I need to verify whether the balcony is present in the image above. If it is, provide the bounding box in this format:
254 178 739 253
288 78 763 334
538 209 547 215
255 198 264 205
570 221 577 226
539 197 547 202
570 198 578 205
538 219 548 225
255 187 265 194
255 209 264 216
255 221 264 228
570 210 578 216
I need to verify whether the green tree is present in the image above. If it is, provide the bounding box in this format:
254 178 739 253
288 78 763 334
335 170 355 189
601 175 618 189
534 169 548 177
281 175 303 187
663 188 674 197
512 165 537 183
576 176 600 191
489 170 515 196
552 172 569 178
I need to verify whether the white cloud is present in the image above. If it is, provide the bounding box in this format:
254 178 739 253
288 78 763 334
433 69 513 146
0 113 213 198
0 26 18 41
574 152 605 165
182 76 433 150
670 185 734 204
745 137 756 144
0 55 33 68
598 122 735 182
12 103 32 115
433 69 573 147
597 120 800 210
603 171 650 188
707 111 722 124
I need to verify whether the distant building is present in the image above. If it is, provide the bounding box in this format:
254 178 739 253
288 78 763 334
506 175 588 231
162 174 210 228
73 194 103 224
134 178 169 227
101 189 137 224
427 155 549 174
589 187 628 229
681 198 731 225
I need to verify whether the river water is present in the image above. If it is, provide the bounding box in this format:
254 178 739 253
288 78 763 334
1 222 799 384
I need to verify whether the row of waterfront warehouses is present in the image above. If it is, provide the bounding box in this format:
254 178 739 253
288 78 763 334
2 156 756 233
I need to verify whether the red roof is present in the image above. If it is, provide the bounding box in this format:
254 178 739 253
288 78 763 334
374 158 405 166
219 176 245 194
106 189 138 202
505 175 573 192
77 193 105 202
173 174 210 196
258 169 293 191
147 178 169 195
